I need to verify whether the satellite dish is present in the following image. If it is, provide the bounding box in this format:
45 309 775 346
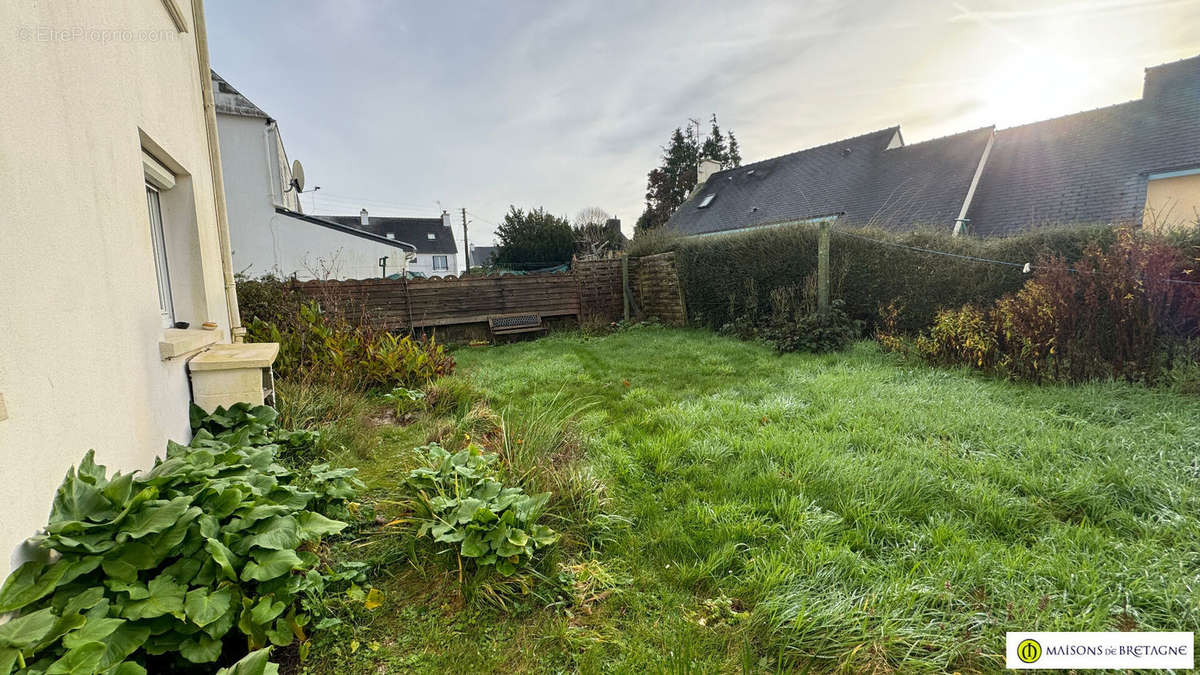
290 159 305 193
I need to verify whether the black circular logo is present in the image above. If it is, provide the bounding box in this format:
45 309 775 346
1017 638 1042 664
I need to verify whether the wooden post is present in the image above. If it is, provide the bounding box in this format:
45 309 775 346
817 221 830 314
621 256 631 321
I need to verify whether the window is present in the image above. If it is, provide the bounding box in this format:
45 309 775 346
432 255 449 271
698 193 716 208
426 232 437 240
145 184 174 327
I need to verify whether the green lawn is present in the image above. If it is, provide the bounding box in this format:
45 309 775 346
302 327 1200 673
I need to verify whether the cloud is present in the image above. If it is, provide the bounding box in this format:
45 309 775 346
204 0 1200 245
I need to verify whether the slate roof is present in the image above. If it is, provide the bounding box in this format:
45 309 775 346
966 54 1200 236
325 216 458 254
274 208 416 250
667 128 899 236
665 126 994 235
211 70 271 120
849 127 994 231
469 246 496 266
666 53 1200 238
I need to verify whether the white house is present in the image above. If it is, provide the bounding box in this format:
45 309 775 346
0 1 270 570
212 72 415 280
324 210 460 277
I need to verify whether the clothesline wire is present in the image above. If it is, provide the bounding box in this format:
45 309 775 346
831 228 1200 286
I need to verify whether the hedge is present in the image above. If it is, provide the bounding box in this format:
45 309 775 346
636 223 1199 333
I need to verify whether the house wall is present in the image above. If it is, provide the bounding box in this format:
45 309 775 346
0 2 234 570
1144 171 1200 232
218 114 407 280
410 253 458 277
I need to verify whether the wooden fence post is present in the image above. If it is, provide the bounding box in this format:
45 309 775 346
817 221 830 314
621 256 631 321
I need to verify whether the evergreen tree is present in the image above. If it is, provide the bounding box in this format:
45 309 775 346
636 114 741 232
493 206 575 268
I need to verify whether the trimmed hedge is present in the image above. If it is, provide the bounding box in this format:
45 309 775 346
639 223 1190 332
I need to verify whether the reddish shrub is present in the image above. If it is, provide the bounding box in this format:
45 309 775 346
912 227 1200 383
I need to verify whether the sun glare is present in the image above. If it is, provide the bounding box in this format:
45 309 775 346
980 50 1099 128
979 48 1099 127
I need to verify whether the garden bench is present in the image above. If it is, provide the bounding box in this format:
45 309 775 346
488 313 547 337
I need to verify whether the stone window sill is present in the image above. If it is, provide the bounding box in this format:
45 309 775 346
159 328 221 360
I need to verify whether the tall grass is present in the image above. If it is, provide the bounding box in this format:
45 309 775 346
300 328 1200 673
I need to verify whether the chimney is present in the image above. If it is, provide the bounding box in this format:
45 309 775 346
441 210 452 228
697 157 723 187
360 208 369 227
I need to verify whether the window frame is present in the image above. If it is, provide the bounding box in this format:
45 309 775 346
145 183 175 328
432 255 449 271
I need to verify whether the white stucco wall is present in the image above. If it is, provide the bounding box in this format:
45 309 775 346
0 1 232 571
409 253 459 277
217 113 409 280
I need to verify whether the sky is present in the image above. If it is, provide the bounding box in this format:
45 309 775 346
206 0 1200 252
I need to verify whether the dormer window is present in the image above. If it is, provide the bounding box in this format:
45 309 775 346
698 194 716 208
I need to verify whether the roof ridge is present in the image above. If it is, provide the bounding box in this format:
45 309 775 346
210 69 272 120
1144 52 1200 72
886 125 994 150
996 98 1141 132
715 125 900 176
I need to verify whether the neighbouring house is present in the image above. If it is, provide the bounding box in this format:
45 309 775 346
212 72 415 280
325 210 460 277
469 244 497 267
666 54 1200 238
0 1 276 570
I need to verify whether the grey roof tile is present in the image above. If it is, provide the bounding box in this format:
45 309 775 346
325 216 458 254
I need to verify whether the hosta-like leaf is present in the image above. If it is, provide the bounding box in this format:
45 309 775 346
0 607 57 649
100 559 138 584
0 648 18 675
204 538 239 581
241 516 301 552
0 561 54 613
45 640 105 674
473 507 499 525
215 648 279 675
364 588 384 611
296 512 346 540
101 472 135 511
120 575 186 620
61 587 105 616
184 587 233 628
453 498 485 524
121 497 195 539
506 528 529 547
161 557 202 586
474 480 502 500
248 596 286 627
241 549 302 582
50 463 113 524
61 617 123 649
529 524 558 546
179 634 223 664
95 623 150 671
460 532 488 557
103 579 150 600
0 556 98 614
107 542 158 572
265 618 294 647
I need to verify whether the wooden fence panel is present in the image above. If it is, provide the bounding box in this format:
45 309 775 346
631 252 687 326
289 253 684 332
